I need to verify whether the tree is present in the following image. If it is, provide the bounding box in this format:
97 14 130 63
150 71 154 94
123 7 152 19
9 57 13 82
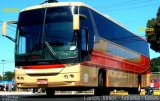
3 71 15 80
146 6 160 52
157 7 160 16
0 75 2 80
150 57 160 72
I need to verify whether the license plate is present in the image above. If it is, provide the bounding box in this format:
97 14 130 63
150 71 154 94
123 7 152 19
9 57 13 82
37 79 48 85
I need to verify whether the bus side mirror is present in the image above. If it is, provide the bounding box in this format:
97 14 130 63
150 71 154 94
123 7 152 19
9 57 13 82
73 14 80 30
2 21 17 42
73 14 87 31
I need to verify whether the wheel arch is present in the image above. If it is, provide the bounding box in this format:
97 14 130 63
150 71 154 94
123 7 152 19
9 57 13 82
98 68 107 86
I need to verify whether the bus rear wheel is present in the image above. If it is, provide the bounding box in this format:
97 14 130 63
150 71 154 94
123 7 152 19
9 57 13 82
46 88 55 97
128 88 140 94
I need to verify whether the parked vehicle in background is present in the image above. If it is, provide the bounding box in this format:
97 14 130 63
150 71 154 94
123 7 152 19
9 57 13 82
151 78 160 89
0 85 5 91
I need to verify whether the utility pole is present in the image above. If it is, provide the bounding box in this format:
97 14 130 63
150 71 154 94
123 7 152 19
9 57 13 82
1 60 5 84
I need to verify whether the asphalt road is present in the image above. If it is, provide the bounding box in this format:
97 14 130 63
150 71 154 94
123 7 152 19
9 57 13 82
0 94 160 101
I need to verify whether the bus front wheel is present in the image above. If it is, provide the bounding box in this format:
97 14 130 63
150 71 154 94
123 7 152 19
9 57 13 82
46 88 55 97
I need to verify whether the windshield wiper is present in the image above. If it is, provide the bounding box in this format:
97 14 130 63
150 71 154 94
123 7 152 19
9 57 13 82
45 41 62 64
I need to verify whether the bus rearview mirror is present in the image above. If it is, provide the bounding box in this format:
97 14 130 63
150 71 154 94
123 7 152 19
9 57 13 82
73 14 87 31
2 21 17 36
2 22 7 36
73 14 80 30
2 21 17 42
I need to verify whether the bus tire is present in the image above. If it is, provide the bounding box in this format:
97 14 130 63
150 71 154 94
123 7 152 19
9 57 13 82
94 72 103 95
128 88 140 94
94 71 109 95
46 88 55 97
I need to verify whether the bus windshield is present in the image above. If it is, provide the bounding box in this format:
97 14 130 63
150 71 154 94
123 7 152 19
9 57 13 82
16 6 78 65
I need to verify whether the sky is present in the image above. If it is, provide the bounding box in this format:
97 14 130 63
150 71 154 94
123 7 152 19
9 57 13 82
0 0 160 73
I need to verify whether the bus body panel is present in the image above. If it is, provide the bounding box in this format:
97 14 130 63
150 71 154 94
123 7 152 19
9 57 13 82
107 70 150 88
79 6 150 89
14 2 150 91
15 64 99 88
92 39 149 73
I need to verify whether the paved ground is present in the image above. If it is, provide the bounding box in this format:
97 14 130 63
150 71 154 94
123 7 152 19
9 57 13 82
0 92 160 101
0 91 34 95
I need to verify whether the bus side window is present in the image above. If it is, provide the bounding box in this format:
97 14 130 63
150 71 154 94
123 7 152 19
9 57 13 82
80 28 89 62
81 28 88 51
19 36 26 54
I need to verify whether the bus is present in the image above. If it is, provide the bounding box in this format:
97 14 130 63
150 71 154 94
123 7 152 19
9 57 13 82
2 1 150 96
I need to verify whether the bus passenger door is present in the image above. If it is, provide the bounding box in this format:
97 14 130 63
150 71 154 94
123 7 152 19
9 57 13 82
80 28 89 61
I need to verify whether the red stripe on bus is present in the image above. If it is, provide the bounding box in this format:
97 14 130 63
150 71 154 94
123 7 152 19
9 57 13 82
89 50 150 73
24 64 64 69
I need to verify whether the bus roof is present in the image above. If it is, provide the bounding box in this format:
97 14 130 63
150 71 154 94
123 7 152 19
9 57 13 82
21 2 146 41
21 2 86 12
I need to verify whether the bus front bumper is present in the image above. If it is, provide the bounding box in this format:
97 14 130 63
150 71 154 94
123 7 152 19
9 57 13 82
15 68 81 88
